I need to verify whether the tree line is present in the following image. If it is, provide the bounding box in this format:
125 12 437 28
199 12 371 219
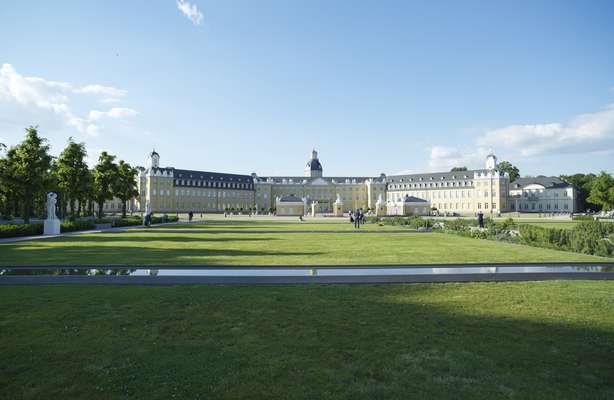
0 126 139 223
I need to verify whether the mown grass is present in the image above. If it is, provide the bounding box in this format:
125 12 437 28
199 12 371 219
1 281 613 399
0 220 608 265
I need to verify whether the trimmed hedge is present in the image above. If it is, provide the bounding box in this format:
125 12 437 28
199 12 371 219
437 218 614 258
518 221 614 257
61 220 95 233
0 224 43 238
0 214 180 239
112 218 142 227
368 216 434 229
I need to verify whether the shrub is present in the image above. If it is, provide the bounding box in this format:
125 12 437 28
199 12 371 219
572 215 594 221
61 220 95 233
112 218 142 227
0 224 43 238
407 216 433 229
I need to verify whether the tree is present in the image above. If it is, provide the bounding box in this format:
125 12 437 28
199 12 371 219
93 151 118 218
5 127 52 223
587 172 614 211
56 138 90 218
560 173 598 211
112 160 138 218
498 161 520 182
450 167 468 172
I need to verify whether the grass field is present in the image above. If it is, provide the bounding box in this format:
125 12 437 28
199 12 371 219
0 220 608 265
1 281 613 399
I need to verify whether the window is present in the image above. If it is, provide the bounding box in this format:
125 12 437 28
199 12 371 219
477 203 481 209
492 203 496 209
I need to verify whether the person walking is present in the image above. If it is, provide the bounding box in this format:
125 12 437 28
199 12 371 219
477 210 484 229
354 209 361 229
188 211 193 223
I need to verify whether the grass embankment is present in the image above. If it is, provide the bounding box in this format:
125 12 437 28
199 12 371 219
0 220 608 265
1 282 613 399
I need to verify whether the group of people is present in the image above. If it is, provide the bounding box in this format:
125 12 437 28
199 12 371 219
349 209 365 228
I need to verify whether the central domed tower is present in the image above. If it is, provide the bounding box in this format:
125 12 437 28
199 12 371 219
304 149 323 178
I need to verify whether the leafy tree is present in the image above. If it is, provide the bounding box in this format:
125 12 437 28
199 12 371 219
497 161 520 182
450 167 468 172
112 160 138 218
93 151 118 218
560 173 598 211
587 172 614 211
78 169 95 217
4 127 53 223
56 138 90 218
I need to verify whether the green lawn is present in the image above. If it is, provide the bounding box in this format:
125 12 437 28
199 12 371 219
0 220 608 265
1 281 613 399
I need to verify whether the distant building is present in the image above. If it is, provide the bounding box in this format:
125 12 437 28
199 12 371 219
386 153 510 216
509 177 576 213
134 149 575 216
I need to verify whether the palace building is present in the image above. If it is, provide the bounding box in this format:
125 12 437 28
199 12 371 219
135 149 577 216
386 153 510 216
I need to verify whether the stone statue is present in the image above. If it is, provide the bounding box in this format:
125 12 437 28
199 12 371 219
46 192 57 220
44 192 61 235
335 193 343 204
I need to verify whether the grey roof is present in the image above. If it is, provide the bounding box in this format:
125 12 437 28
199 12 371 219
511 176 571 189
306 159 322 171
173 168 252 183
278 194 303 202
400 195 428 203
387 169 487 183
254 176 382 184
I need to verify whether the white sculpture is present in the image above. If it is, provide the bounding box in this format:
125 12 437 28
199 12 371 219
44 192 61 235
335 193 343 204
47 192 57 219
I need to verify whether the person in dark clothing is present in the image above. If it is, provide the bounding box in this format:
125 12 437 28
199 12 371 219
188 211 194 223
477 210 484 228
354 209 361 229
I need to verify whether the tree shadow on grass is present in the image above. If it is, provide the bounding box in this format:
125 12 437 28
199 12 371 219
51 235 281 244
0 283 613 399
2 245 324 265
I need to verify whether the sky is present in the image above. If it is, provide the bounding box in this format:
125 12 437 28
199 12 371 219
1 0 613 177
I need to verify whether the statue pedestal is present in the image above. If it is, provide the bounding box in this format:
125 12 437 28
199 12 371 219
44 219 61 235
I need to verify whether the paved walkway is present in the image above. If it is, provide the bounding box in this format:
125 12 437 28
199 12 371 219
0 220 186 244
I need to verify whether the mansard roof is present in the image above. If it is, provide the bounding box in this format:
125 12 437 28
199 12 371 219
400 195 429 203
387 169 493 183
173 168 252 182
254 175 382 184
511 176 571 189
278 194 304 202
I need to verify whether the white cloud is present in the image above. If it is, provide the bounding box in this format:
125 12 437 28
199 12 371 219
427 146 489 171
176 0 203 25
74 84 126 98
0 63 136 137
427 102 614 170
477 104 614 156
88 107 138 121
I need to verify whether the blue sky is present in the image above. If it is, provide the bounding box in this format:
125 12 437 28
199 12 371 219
1 0 613 177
